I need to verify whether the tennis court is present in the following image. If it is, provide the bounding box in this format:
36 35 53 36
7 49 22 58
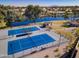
8 34 55 55
11 16 71 26
8 26 39 36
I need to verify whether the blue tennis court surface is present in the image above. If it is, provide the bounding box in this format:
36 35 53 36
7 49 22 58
8 34 55 55
8 26 39 36
11 16 79 26
11 17 71 26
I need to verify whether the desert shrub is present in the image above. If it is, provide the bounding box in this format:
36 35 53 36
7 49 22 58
44 55 49 58
54 48 59 52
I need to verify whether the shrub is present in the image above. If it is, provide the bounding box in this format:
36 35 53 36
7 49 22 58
44 55 49 58
6 21 11 27
55 53 60 57
0 26 7 29
54 48 59 52
63 25 70 28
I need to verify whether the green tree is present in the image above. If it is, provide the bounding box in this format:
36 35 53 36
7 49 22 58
24 5 34 19
0 5 17 27
72 8 79 20
5 10 16 27
24 5 42 22
53 13 57 18
0 15 4 20
63 11 69 20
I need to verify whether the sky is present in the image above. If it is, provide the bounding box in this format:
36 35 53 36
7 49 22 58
0 0 79 7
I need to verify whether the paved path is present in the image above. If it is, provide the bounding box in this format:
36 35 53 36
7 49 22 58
23 42 68 58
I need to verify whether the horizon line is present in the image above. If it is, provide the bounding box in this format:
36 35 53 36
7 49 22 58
1 4 79 7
